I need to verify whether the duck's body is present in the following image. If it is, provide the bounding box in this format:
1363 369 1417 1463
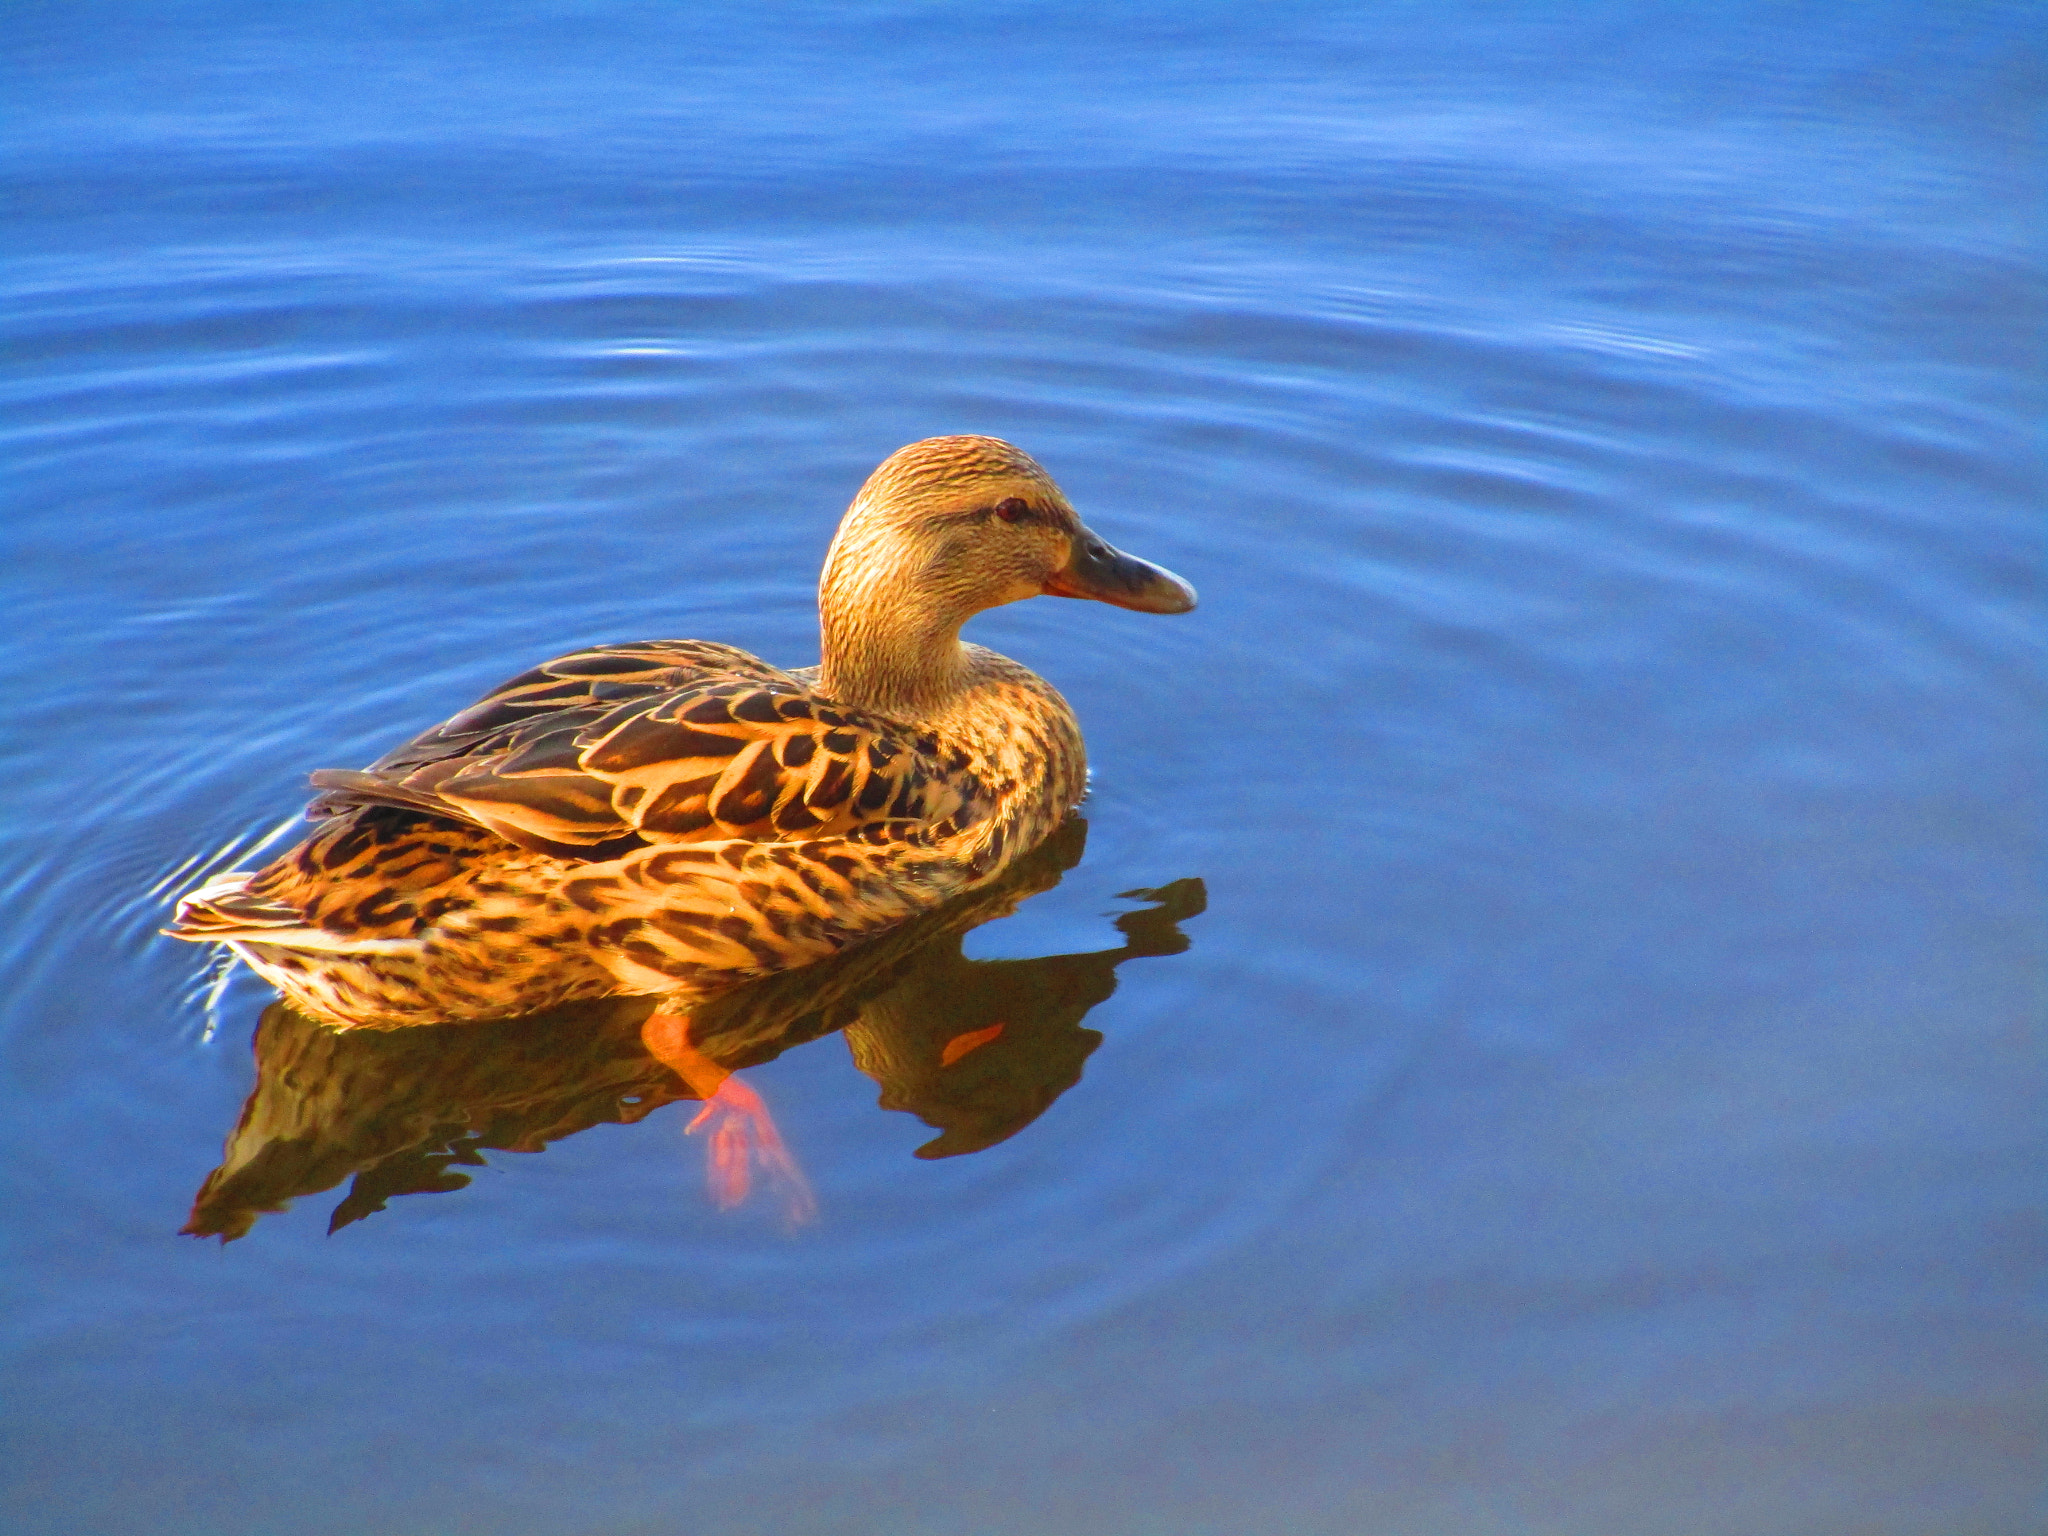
170 436 1193 1030
177 638 1084 1028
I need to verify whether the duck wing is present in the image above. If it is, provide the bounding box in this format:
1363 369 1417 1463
307 641 986 861
330 640 787 783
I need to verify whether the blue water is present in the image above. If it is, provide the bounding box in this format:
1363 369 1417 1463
4 5 2041 1533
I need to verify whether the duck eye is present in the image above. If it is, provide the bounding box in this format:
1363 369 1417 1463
994 498 1031 523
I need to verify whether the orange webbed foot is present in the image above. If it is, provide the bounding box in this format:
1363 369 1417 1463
642 1008 816 1225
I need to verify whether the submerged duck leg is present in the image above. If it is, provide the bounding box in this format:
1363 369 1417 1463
640 1008 816 1223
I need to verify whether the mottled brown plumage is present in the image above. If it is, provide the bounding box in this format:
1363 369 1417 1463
169 435 1195 1028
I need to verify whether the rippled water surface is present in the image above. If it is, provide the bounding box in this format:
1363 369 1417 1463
4 5 2041 1534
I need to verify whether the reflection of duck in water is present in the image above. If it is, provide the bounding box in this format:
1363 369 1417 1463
185 818 1203 1240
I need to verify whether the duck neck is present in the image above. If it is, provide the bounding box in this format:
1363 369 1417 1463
816 567 972 721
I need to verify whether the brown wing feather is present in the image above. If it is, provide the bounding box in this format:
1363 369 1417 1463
304 641 792 851
443 681 987 852
342 641 784 781
305 642 988 864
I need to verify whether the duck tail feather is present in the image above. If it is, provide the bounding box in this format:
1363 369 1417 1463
165 872 305 942
166 873 420 954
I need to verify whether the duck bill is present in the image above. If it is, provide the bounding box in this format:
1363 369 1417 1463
1043 528 1198 614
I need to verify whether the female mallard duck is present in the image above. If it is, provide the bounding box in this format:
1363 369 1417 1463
170 435 1195 1038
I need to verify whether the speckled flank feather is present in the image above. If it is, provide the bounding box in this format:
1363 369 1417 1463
168 435 1190 1029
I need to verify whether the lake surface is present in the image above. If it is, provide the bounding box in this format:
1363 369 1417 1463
3 4 2041 1533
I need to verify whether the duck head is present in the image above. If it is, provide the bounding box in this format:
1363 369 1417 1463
817 435 1196 713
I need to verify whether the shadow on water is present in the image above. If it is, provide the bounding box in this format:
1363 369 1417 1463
185 815 1204 1241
